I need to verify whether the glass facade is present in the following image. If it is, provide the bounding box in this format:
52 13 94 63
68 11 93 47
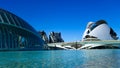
0 9 47 51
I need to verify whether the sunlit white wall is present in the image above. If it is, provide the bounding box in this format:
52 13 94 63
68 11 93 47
82 23 114 40
89 24 113 40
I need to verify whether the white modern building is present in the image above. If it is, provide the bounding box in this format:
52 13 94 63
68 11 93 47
80 20 119 49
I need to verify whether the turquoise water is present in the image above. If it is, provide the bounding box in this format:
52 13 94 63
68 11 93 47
0 50 120 68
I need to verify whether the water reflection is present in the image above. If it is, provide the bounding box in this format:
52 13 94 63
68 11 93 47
0 50 119 68
80 50 119 68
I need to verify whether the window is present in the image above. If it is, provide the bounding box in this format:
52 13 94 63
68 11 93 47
12 16 21 27
0 14 3 22
6 14 15 25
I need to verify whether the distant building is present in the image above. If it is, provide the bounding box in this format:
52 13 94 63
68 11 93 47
39 31 64 43
80 20 119 49
38 31 49 43
0 8 47 51
49 32 64 43
82 20 118 41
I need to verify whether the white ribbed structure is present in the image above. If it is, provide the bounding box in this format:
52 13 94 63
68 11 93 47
82 20 118 41
81 20 119 49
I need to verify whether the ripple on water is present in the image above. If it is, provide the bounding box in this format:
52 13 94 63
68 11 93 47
0 50 119 68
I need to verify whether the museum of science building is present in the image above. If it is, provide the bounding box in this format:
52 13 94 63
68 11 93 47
0 8 47 51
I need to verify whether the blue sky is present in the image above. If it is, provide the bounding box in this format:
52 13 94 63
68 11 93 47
0 0 120 42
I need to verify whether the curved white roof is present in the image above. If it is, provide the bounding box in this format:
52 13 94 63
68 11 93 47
82 20 118 41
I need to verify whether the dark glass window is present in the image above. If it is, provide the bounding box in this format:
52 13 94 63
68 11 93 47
90 24 97 31
6 14 15 25
12 16 20 26
18 18 25 28
0 12 8 23
95 20 107 25
0 29 2 48
19 36 26 48
0 14 3 22
110 28 117 36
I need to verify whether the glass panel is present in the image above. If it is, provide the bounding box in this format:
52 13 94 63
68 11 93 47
4 13 10 24
6 14 15 25
90 23 97 31
9 31 13 48
0 14 3 22
4 28 8 48
17 18 24 28
0 12 9 23
19 36 26 48
0 28 2 48
1 27 5 48
12 16 21 27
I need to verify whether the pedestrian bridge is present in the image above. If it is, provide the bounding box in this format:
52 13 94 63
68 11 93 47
48 40 120 47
